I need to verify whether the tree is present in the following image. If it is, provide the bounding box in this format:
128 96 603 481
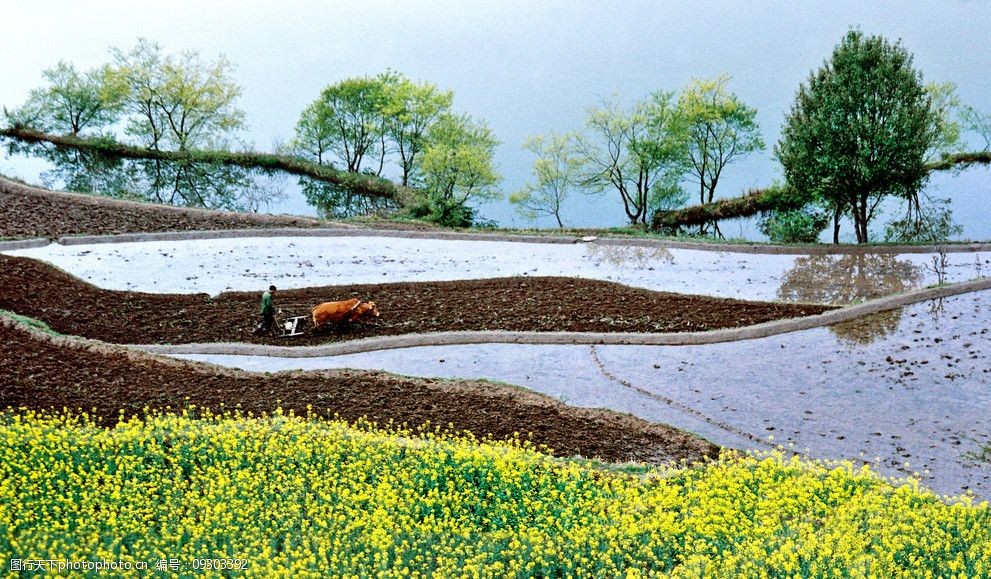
5 61 126 135
961 105 991 151
776 30 936 243
381 73 453 186
678 75 764 235
111 39 245 151
758 206 830 243
925 82 963 160
295 76 388 174
293 100 335 165
575 92 688 226
418 112 501 226
510 133 583 227
107 39 249 208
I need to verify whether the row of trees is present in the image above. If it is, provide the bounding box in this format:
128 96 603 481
512 75 763 232
290 72 500 225
3 41 502 224
516 31 991 242
8 39 245 150
4 39 258 210
5 33 990 238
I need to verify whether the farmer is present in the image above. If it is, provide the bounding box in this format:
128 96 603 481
254 285 277 335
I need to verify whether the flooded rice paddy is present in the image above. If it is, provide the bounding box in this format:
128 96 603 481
6 236 989 303
178 291 991 500
7 235 989 499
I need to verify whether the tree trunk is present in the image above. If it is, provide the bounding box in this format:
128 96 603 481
833 204 842 244
853 194 869 243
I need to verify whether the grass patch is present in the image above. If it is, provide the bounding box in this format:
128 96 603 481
0 309 59 335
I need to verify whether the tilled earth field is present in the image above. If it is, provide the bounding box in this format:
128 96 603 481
0 319 718 465
0 254 833 345
0 177 323 238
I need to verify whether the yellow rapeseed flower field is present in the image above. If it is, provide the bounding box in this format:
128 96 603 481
1 409 989 577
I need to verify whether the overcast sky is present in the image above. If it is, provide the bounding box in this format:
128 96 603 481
3 1 990 234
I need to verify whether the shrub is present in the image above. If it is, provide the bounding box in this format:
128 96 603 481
758 205 830 243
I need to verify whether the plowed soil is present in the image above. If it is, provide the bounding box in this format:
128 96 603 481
0 254 833 345
0 182 826 466
0 318 718 465
0 177 323 238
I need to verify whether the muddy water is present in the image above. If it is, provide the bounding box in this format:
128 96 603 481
5 237 988 303
178 290 991 501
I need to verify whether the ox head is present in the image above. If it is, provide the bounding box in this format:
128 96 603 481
358 301 380 320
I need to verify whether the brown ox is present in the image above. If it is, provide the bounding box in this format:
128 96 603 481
311 298 380 329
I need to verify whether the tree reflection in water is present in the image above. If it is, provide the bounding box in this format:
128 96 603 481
777 254 923 345
584 244 674 268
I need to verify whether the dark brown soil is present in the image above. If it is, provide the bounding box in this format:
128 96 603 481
0 177 324 239
0 254 833 345
0 318 719 465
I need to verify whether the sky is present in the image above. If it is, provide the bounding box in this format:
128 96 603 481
2 1 990 236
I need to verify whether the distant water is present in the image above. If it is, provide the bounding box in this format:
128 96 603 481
3 1 990 241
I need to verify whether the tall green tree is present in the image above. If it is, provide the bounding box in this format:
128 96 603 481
111 39 245 151
678 75 764 235
776 30 937 243
105 40 250 208
5 61 126 135
575 92 688 226
293 99 335 165
418 112 501 226
510 133 583 227
296 76 389 174
381 73 454 186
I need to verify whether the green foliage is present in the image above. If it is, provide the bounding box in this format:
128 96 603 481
296 76 389 173
776 30 936 243
648 178 689 214
926 82 964 160
574 92 690 225
294 70 453 181
4 61 126 135
292 71 458 217
1 40 281 211
884 195 962 243
0 310 59 336
111 38 245 151
417 113 501 226
679 74 764 215
380 72 454 186
961 105 991 151
758 206 830 243
293 99 335 165
510 133 584 227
